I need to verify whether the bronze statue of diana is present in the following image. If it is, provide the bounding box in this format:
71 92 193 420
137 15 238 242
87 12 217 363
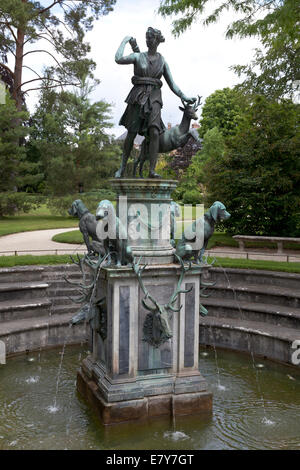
114 27 196 179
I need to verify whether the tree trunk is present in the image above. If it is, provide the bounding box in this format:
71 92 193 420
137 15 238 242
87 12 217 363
11 24 25 194
13 27 24 111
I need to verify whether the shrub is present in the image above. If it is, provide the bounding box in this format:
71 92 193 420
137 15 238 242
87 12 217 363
0 192 45 217
182 189 202 205
47 189 117 216
204 97 300 236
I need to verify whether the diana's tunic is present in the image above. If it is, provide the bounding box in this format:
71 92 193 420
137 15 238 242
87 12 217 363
119 52 166 136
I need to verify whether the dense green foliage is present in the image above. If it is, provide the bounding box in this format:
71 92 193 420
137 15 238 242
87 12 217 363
203 95 300 236
158 148 206 203
182 188 202 204
199 88 244 138
232 0 299 99
159 0 291 37
0 1 118 216
0 92 44 215
29 82 121 198
159 0 299 99
159 1 299 235
47 189 116 216
175 152 204 202
199 127 225 165
163 89 247 203
0 192 45 218
0 92 29 190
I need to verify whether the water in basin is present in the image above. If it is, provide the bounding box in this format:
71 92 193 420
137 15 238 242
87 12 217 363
0 344 299 450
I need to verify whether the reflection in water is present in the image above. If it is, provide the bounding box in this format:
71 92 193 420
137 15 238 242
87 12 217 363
0 344 299 450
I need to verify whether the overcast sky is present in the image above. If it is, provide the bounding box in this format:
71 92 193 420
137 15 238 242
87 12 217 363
21 0 260 137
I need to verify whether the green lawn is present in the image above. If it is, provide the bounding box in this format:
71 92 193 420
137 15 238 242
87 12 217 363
0 209 77 237
0 253 299 273
24 204 52 216
0 215 78 237
52 230 84 244
0 254 74 267
207 256 300 273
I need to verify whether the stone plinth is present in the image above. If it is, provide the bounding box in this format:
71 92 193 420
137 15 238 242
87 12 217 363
77 264 213 425
110 179 178 265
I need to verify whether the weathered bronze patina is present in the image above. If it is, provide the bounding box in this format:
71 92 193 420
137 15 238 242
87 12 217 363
115 27 197 178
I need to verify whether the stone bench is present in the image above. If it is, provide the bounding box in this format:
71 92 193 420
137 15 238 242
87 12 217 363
232 235 300 254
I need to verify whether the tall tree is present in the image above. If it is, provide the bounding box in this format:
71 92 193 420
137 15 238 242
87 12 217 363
199 88 244 138
0 91 29 191
0 90 44 215
0 0 116 110
232 0 300 99
159 0 296 38
30 80 120 196
159 0 299 99
174 126 225 203
203 96 300 236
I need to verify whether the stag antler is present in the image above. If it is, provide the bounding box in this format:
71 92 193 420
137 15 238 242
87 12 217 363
64 254 94 297
65 253 109 304
166 255 193 312
133 255 193 313
132 256 195 347
84 252 110 271
133 257 158 312
193 95 202 110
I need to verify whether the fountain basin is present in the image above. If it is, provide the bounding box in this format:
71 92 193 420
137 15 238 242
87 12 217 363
0 344 299 450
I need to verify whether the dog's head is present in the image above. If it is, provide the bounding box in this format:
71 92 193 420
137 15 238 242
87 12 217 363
68 199 87 218
96 200 115 221
209 201 231 223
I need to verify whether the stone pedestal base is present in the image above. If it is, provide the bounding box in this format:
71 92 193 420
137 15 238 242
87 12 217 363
76 262 213 425
76 177 213 425
77 367 212 425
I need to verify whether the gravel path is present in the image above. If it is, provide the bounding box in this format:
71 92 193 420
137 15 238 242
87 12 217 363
0 228 84 256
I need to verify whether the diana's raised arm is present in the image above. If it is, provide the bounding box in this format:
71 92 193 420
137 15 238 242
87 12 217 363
115 36 138 65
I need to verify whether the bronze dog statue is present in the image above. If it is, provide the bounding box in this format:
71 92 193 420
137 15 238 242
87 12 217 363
95 199 133 267
176 201 230 263
68 199 104 255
